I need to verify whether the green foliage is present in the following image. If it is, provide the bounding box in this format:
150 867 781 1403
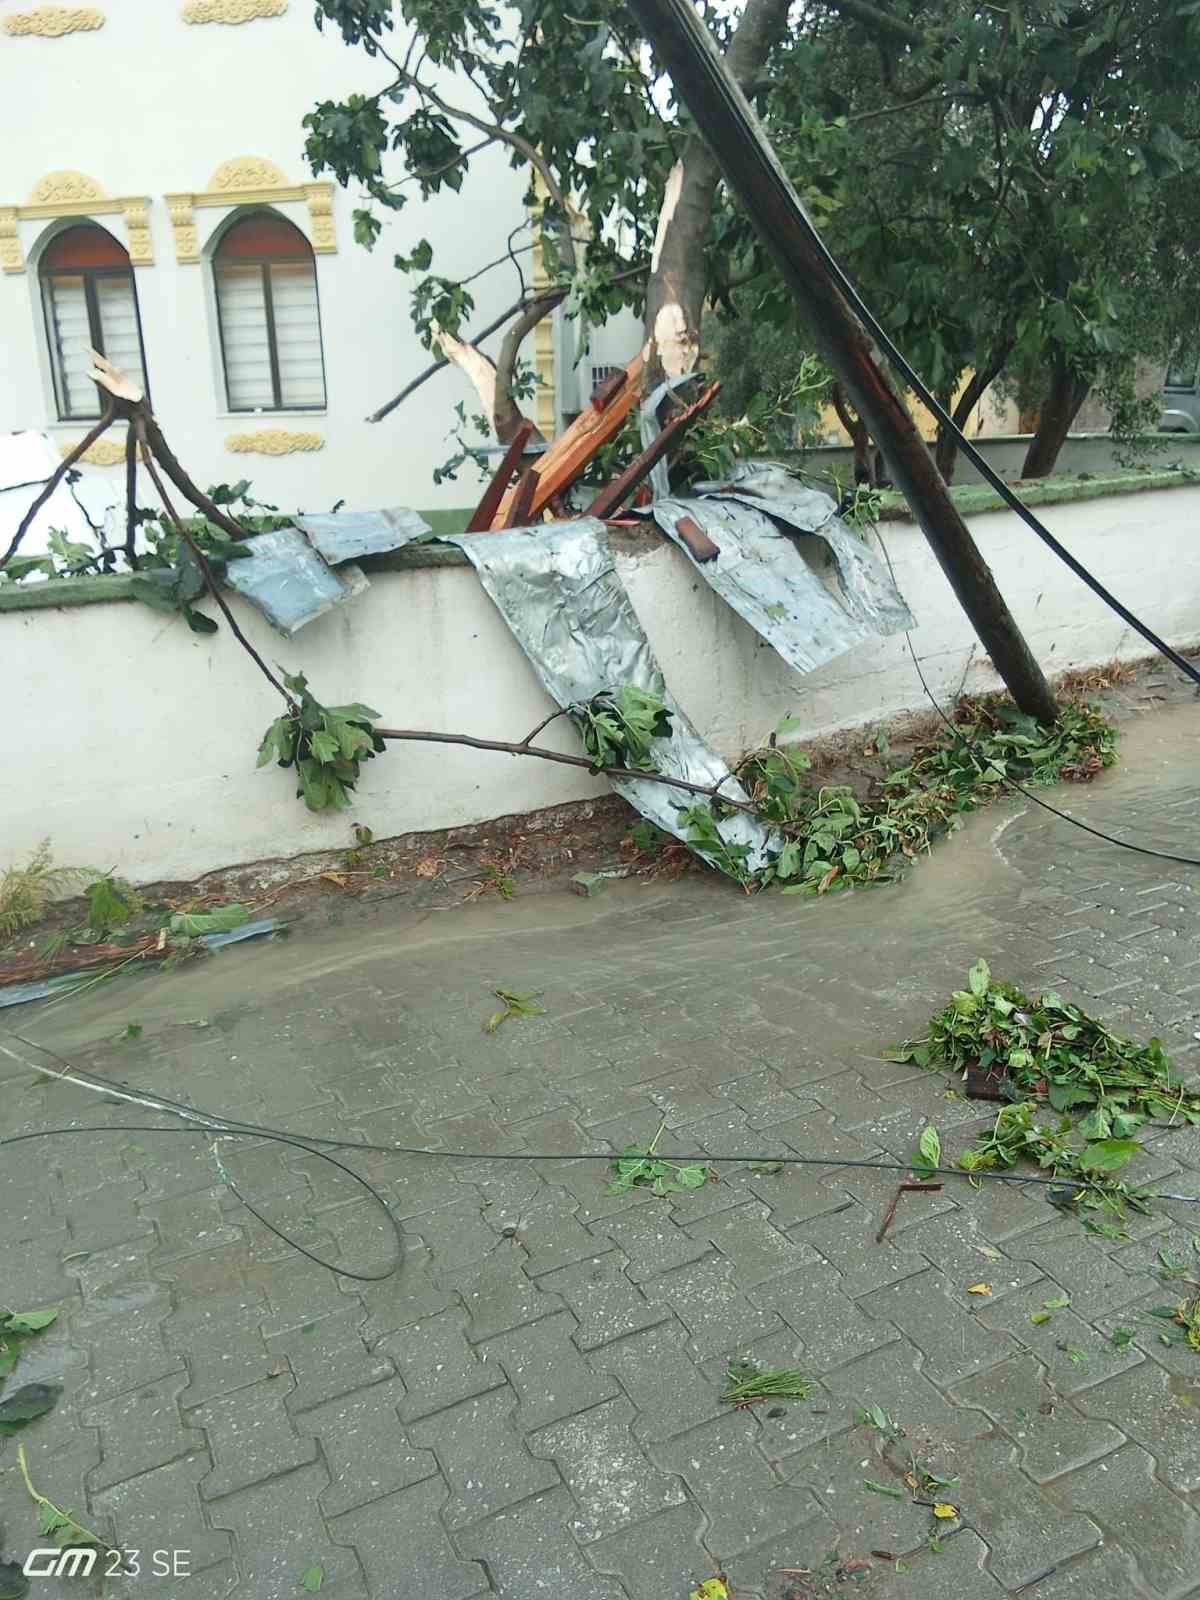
483 987 544 1033
0 841 92 938
738 697 1117 896
1148 1296 1200 1351
168 905 250 937
683 347 833 482
0 1308 59 1387
577 686 674 771
720 1361 814 1404
607 1119 709 1196
258 672 385 813
81 875 142 940
889 959 1195 1219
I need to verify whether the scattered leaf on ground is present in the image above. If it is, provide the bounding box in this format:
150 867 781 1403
864 1478 904 1498
168 903 249 937
974 1244 1003 1261
917 1125 941 1171
300 1565 324 1593
3 1310 59 1335
121 1022 142 1040
749 1160 784 1175
688 1581 728 1600
1111 1327 1134 1349
1030 1310 1053 1326
0 1383 61 1432
966 1283 992 1296
483 987 545 1034
932 1502 958 1519
1043 1294 1071 1311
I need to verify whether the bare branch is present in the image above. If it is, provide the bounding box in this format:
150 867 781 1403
0 403 114 571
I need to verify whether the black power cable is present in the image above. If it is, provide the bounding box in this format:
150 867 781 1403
873 530 1200 870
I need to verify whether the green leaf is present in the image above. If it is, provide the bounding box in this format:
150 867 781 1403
301 1565 325 1593
918 1126 941 1170
1078 1138 1140 1174
169 904 250 937
1030 1309 1052 1325
863 1478 904 1498
83 876 134 934
1111 1327 1134 1348
122 1023 142 1040
1042 1294 1071 1311
4 1309 59 1334
309 729 341 763
1048 1082 1096 1111
674 1164 708 1189
967 958 990 997
0 1559 30 1599
1077 1107 1112 1141
749 1161 784 1175
0 1381 61 1430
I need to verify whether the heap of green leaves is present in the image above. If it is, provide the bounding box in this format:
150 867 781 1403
257 672 385 813
576 687 674 771
684 696 1117 895
889 957 1196 1218
721 1360 814 1405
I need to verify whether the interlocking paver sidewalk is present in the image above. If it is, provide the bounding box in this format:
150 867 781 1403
1 693 1198 1596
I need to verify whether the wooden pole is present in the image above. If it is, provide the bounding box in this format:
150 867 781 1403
624 0 1059 725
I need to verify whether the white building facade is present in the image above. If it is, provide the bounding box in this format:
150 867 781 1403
0 0 636 516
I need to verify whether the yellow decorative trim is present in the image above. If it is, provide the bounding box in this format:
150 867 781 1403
28 170 107 206
2 7 104 36
2 174 154 271
0 208 22 273
225 429 324 455
164 194 199 264
303 183 336 254
120 198 153 265
57 435 127 466
208 156 289 192
530 183 557 437
182 0 286 20
164 161 336 260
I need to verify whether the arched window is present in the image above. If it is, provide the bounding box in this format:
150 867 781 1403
213 213 326 412
39 224 149 421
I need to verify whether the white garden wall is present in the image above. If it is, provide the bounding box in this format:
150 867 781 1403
3 483 1197 883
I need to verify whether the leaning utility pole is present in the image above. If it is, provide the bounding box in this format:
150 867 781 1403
625 0 1059 726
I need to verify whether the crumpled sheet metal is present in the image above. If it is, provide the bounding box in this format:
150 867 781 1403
647 469 913 676
448 519 775 877
293 506 431 565
223 526 366 637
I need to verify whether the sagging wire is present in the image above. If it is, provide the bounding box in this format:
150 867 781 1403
873 529 1200 870
5 1034 1200 1298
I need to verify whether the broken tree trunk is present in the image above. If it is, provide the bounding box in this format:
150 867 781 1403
626 0 1059 726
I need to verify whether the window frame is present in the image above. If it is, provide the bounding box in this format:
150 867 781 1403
39 232 151 422
212 217 328 414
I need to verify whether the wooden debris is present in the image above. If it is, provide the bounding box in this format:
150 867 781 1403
591 368 628 412
584 380 720 521
500 465 539 529
673 513 719 563
466 419 534 532
492 351 644 526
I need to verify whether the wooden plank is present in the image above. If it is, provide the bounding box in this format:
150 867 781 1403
500 465 539 528
672 513 720 563
465 419 534 533
590 368 628 412
584 380 720 521
492 350 644 526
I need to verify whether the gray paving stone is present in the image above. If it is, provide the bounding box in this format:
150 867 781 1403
529 1396 687 1542
505 1188 612 1275
266 1306 393 1413
1012 1544 1151 1600
446 1244 564 1341
84 1375 204 1491
589 1320 724 1442
141 1186 244 1261
539 1250 668 1351
164 1289 274 1405
856 1269 1012 1386
405 1198 500 1270
643 1255 783 1360
1046 1442 1200 1599
943 1433 1101 1589
953 1354 1124 1481
212 1461 367 1598
975 1278 1145 1394
588 1503 710 1600
482 1310 619 1430
307 1378 437 1516
654 1409 816 1556
192 1377 317 1499
356 1239 454 1342
92 1451 232 1576
791 1199 929 1299
454 1485 627 1600
686 1203 821 1288
408 1388 560 1528
1073 1358 1200 1493
822 1337 988 1448
250 1253 358 1336
752 1260 899 1374
379 1308 505 1421
592 1204 712 1283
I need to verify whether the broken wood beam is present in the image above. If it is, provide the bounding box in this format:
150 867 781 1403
585 380 720 521
672 513 720 563
500 465 539 528
591 368 628 413
492 351 644 526
465 419 535 533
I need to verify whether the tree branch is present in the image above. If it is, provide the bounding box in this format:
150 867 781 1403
137 418 295 708
366 263 648 424
374 726 756 813
0 404 114 571
818 0 927 50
